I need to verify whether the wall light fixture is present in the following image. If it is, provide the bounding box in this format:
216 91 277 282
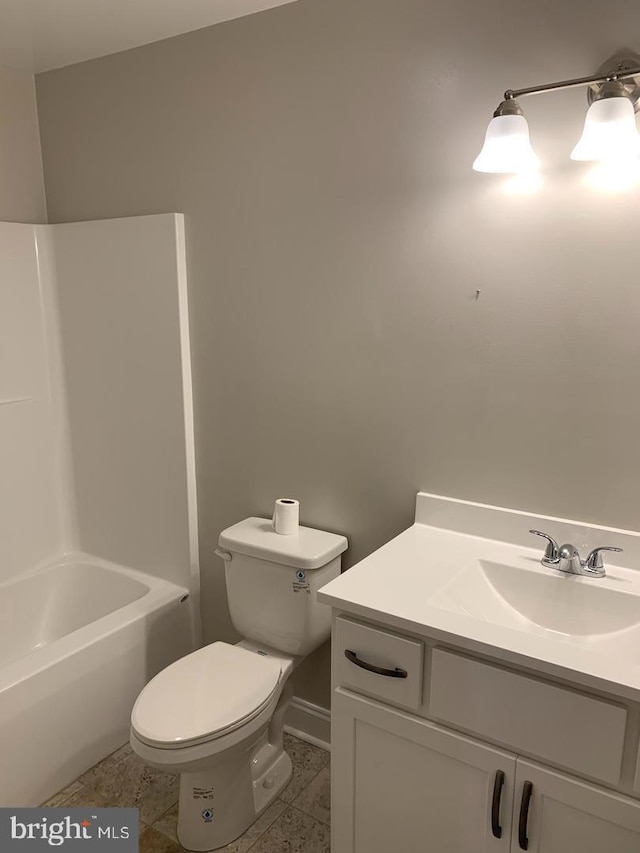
474 54 640 173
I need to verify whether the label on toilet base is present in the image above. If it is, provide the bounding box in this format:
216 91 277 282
192 787 214 801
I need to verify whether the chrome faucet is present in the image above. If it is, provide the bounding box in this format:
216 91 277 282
529 530 623 579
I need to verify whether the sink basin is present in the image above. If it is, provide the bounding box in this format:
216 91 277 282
430 559 640 637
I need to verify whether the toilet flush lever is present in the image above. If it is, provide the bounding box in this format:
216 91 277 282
214 548 233 562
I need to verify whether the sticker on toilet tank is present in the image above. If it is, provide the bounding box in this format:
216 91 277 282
292 570 310 594
201 809 214 823
193 786 214 801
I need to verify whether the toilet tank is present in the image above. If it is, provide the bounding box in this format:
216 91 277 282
218 517 348 656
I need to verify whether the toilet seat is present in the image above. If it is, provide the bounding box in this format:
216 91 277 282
131 642 283 749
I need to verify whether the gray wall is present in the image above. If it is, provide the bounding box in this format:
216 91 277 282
0 65 46 222
35 0 640 708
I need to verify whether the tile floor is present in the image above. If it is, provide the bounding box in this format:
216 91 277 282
42 734 331 852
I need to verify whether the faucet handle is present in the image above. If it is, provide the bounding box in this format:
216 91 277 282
529 530 560 563
584 546 623 571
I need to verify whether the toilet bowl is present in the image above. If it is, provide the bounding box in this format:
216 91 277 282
131 640 297 851
130 516 348 851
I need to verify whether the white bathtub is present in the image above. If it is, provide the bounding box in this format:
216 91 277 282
0 554 194 806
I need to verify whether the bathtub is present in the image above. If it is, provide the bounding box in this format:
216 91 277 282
0 554 195 806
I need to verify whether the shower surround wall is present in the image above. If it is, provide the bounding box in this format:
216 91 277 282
0 224 65 582
0 214 197 592
51 215 199 593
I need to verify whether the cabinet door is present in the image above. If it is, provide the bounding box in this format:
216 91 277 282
512 759 640 853
332 687 516 853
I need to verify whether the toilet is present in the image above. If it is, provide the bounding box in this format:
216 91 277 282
130 516 347 852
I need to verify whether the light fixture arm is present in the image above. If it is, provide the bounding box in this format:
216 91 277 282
504 66 640 101
500 54 640 111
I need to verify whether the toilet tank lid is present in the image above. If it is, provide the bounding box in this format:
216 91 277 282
219 517 348 569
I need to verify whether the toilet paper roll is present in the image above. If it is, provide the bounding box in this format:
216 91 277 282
273 498 300 535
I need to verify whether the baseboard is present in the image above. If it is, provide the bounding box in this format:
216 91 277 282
284 697 331 751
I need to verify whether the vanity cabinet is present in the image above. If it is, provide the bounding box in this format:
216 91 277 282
330 618 640 853
319 494 640 852
332 688 516 853
332 687 640 853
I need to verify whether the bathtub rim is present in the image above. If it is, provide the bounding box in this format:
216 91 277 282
0 550 191 692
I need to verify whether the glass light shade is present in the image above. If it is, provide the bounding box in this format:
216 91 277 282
571 96 640 161
473 114 540 173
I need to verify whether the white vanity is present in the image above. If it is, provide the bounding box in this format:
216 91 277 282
318 493 640 853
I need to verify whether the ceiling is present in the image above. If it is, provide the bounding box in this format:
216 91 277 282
0 0 299 73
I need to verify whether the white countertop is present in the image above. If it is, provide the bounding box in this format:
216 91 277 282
318 494 640 703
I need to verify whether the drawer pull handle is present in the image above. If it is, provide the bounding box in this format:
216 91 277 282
491 770 505 839
518 781 533 850
344 649 408 678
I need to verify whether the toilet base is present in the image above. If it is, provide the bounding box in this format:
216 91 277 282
130 648 298 851
176 742 292 851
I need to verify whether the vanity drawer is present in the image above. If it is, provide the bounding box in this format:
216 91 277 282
428 649 627 785
334 617 424 710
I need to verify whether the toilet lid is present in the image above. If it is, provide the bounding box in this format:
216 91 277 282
131 642 283 747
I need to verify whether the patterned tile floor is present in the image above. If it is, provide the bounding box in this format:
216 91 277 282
42 734 331 852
